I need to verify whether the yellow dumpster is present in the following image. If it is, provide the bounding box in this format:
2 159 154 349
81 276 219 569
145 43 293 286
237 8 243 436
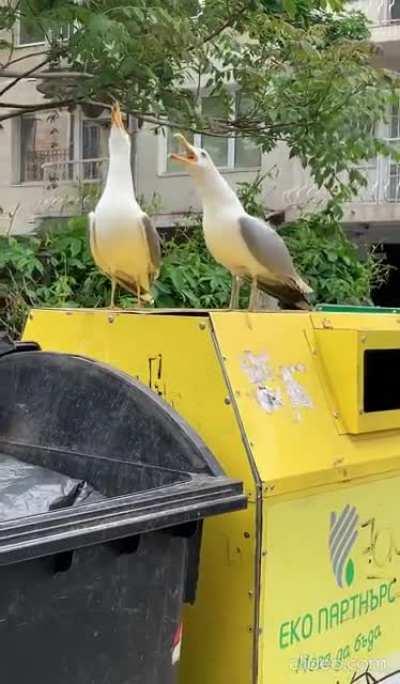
24 308 400 683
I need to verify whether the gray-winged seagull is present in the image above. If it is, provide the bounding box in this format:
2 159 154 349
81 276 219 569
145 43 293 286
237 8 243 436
89 102 161 308
171 134 312 311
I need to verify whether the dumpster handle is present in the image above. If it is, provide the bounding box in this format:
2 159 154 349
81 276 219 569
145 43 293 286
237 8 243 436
51 550 74 574
108 535 141 556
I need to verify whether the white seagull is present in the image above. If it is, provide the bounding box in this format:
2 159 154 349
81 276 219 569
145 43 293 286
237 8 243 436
171 134 312 311
89 103 161 307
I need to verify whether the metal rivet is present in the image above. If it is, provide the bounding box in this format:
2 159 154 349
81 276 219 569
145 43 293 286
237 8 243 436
199 322 206 330
108 315 115 324
224 397 231 405
244 532 250 539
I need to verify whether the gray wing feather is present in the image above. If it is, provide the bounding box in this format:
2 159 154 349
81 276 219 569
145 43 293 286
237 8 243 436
239 215 297 278
88 212 105 272
141 213 161 271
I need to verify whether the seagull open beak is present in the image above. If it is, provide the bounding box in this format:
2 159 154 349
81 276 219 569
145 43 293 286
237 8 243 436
170 133 199 165
111 102 125 130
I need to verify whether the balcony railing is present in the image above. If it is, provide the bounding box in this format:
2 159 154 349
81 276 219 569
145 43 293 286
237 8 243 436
353 159 400 203
369 0 400 25
42 157 108 185
33 158 108 220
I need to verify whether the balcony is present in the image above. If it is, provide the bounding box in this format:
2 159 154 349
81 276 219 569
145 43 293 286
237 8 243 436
362 0 400 70
375 0 400 25
345 158 400 225
33 157 108 220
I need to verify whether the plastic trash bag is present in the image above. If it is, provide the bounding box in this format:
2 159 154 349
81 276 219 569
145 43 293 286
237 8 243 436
0 454 103 521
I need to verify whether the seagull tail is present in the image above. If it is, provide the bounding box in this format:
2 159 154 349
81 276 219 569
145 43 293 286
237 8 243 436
254 276 313 311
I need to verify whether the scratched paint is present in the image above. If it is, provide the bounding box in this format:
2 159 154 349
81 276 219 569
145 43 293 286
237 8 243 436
241 351 282 413
255 385 283 413
241 352 313 417
280 364 313 411
241 351 271 384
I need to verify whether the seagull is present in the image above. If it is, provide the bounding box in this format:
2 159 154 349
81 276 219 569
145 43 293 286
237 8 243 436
170 134 312 311
89 102 161 308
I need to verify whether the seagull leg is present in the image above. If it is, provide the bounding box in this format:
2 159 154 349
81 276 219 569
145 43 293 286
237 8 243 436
136 282 142 308
229 275 241 310
249 278 258 311
110 278 117 309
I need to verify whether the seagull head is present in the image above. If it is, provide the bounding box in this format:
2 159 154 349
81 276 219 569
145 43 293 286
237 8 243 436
170 133 215 175
109 102 130 152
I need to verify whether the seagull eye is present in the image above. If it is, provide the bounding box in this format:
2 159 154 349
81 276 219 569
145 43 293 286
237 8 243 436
200 151 207 158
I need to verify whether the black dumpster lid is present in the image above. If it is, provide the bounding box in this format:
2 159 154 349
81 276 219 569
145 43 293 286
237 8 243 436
0 349 246 565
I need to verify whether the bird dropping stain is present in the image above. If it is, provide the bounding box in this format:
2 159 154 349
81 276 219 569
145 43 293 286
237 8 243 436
280 364 313 410
280 363 313 421
241 351 283 413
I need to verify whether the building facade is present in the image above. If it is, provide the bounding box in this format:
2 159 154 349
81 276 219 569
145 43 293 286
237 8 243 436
0 0 399 259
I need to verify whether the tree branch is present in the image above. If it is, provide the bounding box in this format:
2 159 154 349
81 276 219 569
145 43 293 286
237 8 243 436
0 69 93 79
2 50 49 69
0 99 76 122
0 58 50 98
197 2 249 46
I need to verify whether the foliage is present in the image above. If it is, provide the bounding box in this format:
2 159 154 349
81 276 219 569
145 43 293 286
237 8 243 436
154 222 243 309
0 218 108 338
237 172 390 305
0 172 390 338
1 0 399 204
281 215 390 305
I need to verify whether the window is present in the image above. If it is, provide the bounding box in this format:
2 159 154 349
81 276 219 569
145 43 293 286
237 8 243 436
18 109 109 184
390 0 400 22
82 120 109 181
18 0 71 46
386 104 400 202
165 94 261 173
18 0 45 45
20 112 74 183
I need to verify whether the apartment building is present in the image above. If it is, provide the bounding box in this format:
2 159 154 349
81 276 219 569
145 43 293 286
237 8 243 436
1 0 400 301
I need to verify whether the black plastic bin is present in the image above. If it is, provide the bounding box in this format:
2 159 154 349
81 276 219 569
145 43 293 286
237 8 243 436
0 338 246 684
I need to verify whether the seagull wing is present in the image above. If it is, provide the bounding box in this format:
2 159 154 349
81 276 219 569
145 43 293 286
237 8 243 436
239 215 312 309
239 215 308 287
114 214 160 303
88 212 108 275
141 213 161 275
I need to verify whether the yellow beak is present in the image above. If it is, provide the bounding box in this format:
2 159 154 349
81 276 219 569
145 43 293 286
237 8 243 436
170 133 198 165
111 102 125 129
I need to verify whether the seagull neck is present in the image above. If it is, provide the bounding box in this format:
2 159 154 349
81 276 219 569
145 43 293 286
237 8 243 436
195 167 243 213
105 149 137 201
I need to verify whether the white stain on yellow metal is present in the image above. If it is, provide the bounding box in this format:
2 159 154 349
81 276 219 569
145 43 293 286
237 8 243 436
241 351 283 413
280 363 313 421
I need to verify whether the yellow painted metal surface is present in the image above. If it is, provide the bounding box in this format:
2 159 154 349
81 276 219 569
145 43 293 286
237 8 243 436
211 311 400 496
23 308 400 683
261 474 400 683
24 308 258 684
314 321 400 435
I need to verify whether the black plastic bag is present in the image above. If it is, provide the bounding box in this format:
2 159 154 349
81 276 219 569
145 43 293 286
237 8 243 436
0 454 103 521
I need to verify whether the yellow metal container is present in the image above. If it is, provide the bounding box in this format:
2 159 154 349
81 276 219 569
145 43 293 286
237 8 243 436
24 308 400 684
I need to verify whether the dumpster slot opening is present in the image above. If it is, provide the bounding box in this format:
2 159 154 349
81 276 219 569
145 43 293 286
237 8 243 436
364 348 400 413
